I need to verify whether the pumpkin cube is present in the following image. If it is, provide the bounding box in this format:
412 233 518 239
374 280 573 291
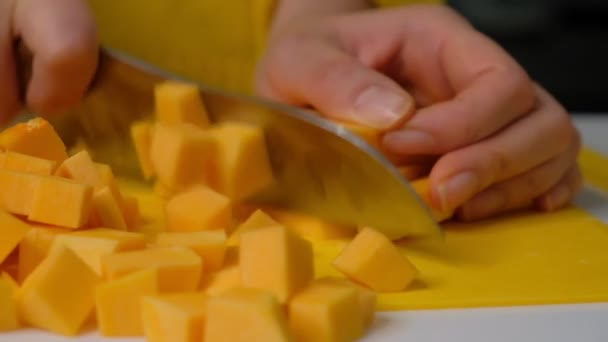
94 163 125 206
333 227 418 292
2 151 57 176
201 265 241 296
0 255 18 284
96 268 159 336
240 225 313 303
1 272 19 293
91 186 128 230
55 150 101 185
141 292 207 342
0 169 40 216
204 288 291 342
154 81 209 128
153 181 174 199
227 209 278 246
223 245 239 267
398 164 431 181
57 157 126 208
265 208 356 240
166 185 231 232
53 228 147 275
66 137 89 156
101 247 202 292
150 123 216 191
0 210 30 265
337 122 381 150
288 280 364 342
411 177 453 222
27 176 93 229
17 244 100 336
0 277 18 331
130 121 156 180
208 123 274 201
316 277 377 328
18 225 70 282
122 196 141 230
0 117 67 162
155 231 227 272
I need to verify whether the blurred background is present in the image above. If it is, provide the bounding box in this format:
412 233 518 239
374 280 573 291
447 0 608 115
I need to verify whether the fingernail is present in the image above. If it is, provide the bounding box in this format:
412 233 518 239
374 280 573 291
460 191 506 221
437 172 479 212
384 130 435 153
543 185 570 211
352 86 412 130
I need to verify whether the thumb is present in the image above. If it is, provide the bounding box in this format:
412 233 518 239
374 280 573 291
255 37 414 130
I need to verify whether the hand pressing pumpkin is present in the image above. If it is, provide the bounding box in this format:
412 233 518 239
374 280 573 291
256 2 582 221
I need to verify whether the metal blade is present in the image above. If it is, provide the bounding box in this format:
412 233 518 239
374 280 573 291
21 47 442 240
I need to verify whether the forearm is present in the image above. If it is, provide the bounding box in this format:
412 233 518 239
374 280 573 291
270 0 374 38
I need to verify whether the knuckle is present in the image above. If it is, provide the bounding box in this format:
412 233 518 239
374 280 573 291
522 172 551 197
449 96 480 145
457 203 477 221
503 68 536 113
269 32 313 66
549 109 578 153
484 148 512 184
309 57 357 91
459 188 507 221
491 188 510 213
570 127 582 156
570 165 583 194
459 113 480 144
498 190 515 213
265 33 316 84
530 88 578 156
502 178 542 213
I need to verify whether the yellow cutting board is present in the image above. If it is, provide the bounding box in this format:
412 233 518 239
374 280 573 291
123 146 608 312
313 206 608 310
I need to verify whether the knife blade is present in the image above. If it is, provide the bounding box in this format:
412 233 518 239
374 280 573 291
16 46 441 240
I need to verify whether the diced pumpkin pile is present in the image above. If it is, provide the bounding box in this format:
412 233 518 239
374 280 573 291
0 81 440 341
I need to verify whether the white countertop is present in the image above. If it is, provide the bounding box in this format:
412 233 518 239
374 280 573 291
2 114 608 342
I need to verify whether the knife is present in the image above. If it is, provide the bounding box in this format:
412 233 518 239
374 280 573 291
16 45 441 240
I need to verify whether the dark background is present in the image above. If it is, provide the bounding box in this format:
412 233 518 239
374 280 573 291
447 0 608 115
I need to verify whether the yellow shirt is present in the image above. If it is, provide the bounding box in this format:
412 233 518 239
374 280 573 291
88 0 441 94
